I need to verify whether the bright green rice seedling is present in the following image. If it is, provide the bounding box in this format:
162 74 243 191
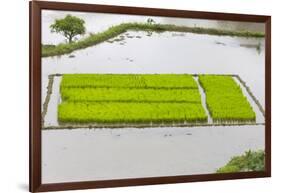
58 74 208 125
60 74 198 89
58 102 207 124
60 87 201 103
198 75 256 122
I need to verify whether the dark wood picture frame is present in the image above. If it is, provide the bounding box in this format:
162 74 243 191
30 1 271 192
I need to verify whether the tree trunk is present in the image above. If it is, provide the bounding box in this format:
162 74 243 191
68 36 73 43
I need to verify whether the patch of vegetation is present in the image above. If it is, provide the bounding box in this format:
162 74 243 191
217 150 265 173
42 22 264 57
58 102 207 124
198 75 256 122
61 87 201 103
58 74 207 124
60 74 198 89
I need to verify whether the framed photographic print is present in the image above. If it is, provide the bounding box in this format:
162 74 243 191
30 1 271 192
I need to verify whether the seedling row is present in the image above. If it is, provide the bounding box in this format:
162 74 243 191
61 87 201 103
59 102 207 124
60 74 198 89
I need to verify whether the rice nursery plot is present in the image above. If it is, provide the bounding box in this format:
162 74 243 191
58 74 207 125
198 75 256 123
56 74 258 126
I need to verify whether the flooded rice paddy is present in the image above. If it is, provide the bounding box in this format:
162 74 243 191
41 11 265 183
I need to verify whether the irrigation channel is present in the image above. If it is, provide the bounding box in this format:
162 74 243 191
41 11 265 183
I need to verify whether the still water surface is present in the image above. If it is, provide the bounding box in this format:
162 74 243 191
42 125 264 183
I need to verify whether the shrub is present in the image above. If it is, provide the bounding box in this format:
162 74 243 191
217 150 265 173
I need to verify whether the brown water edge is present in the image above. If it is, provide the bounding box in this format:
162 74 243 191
41 74 265 130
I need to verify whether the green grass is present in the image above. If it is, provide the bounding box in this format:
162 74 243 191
42 22 265 57
198 75 256 122
58 74 207 125
58 102 207 124
60 74 198 89
61 87 201 103
217 150 265 173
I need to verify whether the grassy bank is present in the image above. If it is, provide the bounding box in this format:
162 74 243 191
217 150 265 173
42 22 264 57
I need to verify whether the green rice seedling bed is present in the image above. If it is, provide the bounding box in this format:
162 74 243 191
61 87 201 103
55 74 258 126
198 75 256 122
58 102 207 124
58 74 206 125
60 74 198 89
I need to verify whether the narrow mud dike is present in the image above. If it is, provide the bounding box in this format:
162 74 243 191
41 75 55 126
194 76 213 124
234 75 265 116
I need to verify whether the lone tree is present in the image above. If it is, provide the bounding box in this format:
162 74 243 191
50 14 86 43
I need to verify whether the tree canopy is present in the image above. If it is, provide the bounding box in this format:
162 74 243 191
50 14 86 43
